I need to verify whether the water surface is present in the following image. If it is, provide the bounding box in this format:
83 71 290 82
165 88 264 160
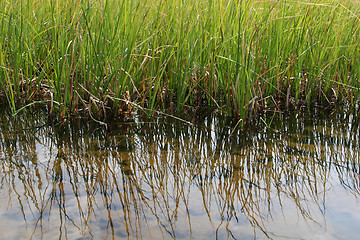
0 107 359 239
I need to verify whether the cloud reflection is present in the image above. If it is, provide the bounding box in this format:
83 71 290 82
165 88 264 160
0 108 359 239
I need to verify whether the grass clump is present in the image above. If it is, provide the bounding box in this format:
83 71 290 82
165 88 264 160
1 0 360 122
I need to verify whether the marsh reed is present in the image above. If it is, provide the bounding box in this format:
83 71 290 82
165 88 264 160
1 0 360 122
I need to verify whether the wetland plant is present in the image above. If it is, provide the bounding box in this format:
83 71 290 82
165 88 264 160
1 0 360 123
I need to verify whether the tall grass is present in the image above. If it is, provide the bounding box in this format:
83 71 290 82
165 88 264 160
1 0 360 121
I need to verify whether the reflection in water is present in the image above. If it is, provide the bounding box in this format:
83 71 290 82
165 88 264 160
0 107 359 239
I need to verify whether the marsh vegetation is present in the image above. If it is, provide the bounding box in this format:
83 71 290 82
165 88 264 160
1 0 360 122
1 1 360 239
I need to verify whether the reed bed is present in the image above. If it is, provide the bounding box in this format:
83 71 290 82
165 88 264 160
1 0 360 122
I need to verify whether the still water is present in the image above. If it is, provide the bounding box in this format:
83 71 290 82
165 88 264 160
0 107 359 239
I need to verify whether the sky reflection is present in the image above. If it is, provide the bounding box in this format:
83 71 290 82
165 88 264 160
0 107 359 239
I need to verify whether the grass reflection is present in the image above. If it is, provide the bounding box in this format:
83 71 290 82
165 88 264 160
0 108 359 239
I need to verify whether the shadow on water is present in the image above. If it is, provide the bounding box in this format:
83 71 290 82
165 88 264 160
0 106 359 239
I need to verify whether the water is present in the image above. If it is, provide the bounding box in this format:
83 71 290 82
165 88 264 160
0 107 359 239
